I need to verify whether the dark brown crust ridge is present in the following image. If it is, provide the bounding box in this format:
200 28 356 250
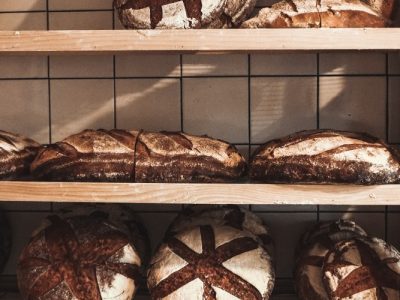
0 130 40 180
31 129 246 183
250 130 400 184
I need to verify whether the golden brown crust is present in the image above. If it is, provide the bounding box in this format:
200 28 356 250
250 129 400 184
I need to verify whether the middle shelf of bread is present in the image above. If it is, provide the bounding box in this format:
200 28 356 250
1 29 400 54
0 182 399 205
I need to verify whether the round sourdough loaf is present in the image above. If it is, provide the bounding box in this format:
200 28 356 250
17 206 148 300
167 205 273 256
323 236 400 299
294 220 367 300
250 129 400 184
148 224 275 299
0 211 11 273
0 130 40 180
114 0 256 29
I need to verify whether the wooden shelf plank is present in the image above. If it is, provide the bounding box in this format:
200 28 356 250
0 29 400 54
0 182 399 205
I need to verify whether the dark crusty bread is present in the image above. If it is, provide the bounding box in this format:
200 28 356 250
250 129 400 184
31 129 139 182
294 220 367 300
135 131 246 183
148 224 275 299
363 0 396 19
17 205 148 300
31 129 246 183
0 211 11 273
0 130 40 180
115 0 256 29
323 236 400 299
241 0 387 28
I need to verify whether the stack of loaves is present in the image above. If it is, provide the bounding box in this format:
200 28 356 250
295 219 400 299
147 205 275 299
17 204 150 300
114 0 397 28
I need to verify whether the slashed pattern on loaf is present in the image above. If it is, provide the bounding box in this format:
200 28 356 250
323 237 400 299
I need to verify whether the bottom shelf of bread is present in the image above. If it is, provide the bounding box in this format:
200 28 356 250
0 181 399 205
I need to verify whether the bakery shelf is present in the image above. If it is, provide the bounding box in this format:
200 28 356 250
0 182 399 205
1 29 400 54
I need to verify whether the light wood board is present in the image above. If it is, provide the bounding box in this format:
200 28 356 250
1 29 400 54
0 182 399 205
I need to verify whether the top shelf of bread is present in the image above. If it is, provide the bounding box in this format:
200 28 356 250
1 29 400 54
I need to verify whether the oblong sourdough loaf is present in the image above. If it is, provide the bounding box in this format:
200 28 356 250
31 129 246 183
0 130 40 180
115 0 256 29
241 0 387 28
148 224 275 299
323 236 400 299
250 130 400 184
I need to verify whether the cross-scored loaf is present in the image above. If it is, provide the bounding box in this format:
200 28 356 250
0 130 40 180
323 236 400 299
17 205 149 300
114 0 256 29
294 220 367 300
250 129 400 184
31 129 246 183
148 224 275 299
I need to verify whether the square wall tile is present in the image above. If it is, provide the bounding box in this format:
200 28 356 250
251 54 316 75
319 205 385 212
320 53 386 75
183 78 248 143
389 77 400 143
252 205 317 212
251 77 317 143
235 145 250 162
115 54 180 78
3 212 48 275
258 213 316 277
0 0 46 11
50 56 113 78
388 213 400 250
389 52 400 75
116 79 181 131
319 77 386 139
51 79 114 141
0 80 49 143
319 212 385 240
48 0 113 10
183 54 247 76
49 11 113 29
0 12 46 30
0 56 47 78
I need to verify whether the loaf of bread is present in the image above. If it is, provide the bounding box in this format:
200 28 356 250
0 130 40 180
115 0 256 29
167 205 273 255
0 210 11 273
250 130 400 184
363 0 396 19
148 224 275 299
323 236 400 299
241 0 387 28
31 129 246 183
17 205 149 300
295 220 367 300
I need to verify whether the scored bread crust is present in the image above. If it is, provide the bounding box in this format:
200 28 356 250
241 0 387 28
323 236 400 299
115 0 256 29
250 129 400 184
294 220 367 300
0 130 40 180
31 129 246 183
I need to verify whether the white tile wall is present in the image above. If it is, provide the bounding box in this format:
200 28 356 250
0 2 399 300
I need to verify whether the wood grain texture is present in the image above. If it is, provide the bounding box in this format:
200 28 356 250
0 182 399 205
1 29 400 54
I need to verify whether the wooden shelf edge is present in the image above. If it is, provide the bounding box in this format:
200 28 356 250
0 29 400 54
0 182 399 205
